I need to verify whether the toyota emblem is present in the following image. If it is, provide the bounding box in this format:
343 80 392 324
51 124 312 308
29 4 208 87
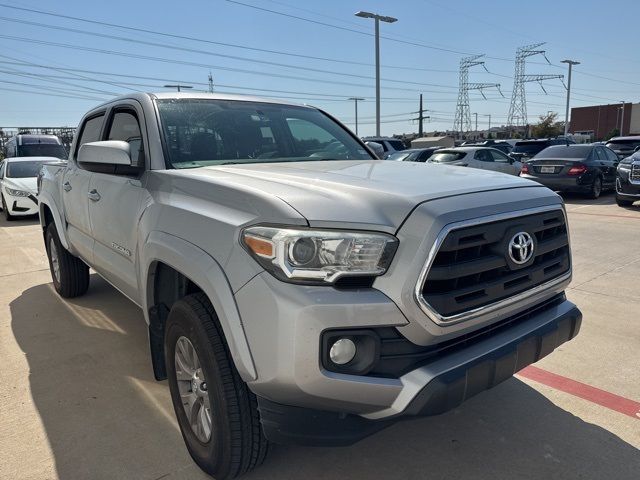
508 232 534 265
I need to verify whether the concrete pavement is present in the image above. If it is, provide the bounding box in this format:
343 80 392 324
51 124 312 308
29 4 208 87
1 193 638 480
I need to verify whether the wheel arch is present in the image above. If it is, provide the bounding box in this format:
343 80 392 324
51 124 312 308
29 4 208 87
141 231 257 382
38 197 70 250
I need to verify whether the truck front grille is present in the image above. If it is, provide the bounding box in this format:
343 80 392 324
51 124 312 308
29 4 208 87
631 164 640 183
419 209 570 319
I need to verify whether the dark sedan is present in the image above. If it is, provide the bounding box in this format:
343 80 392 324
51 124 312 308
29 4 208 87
386 147 440 162
520 144 618 199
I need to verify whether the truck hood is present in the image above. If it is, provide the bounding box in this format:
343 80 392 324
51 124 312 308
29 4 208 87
177 160 540 230
3 177 37 194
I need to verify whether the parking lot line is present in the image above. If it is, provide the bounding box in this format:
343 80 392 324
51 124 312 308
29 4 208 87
569 211 640 220
518 365 640 419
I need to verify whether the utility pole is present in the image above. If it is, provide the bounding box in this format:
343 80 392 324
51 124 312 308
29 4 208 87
473 112 478 132
208 71 215 93
355 11 398 136
418 94 424 137
620 101 626 136
164 84 193 92
561 60 579 136
348 97 365 136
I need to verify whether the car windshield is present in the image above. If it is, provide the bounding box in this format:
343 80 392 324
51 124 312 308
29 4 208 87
387 151 417 161
6 160 54 178
534 145 592 159
17 143 67 159
606 140 640 150
155 98 372 168
512 143 548 155
387 140 406 151
430 151 467 162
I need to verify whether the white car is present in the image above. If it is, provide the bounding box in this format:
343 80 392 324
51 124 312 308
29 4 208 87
0 156 60 220
428 147 522 176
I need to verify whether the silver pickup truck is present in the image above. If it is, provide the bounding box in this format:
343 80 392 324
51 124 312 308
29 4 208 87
38 92 581 479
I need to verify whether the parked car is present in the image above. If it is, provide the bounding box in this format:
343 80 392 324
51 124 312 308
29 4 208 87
386 147 440 162
461 140 513 154
510 138 575 162
361 136 406 154
39 92 581 479
2 134 67 160
0 156 60 220
615 152 640 207
605 136 640 160
428 147 521 175
519 144 618 199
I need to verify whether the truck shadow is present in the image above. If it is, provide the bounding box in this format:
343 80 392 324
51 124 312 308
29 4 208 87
11 277 640 480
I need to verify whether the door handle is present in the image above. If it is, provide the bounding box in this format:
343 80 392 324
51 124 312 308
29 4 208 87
88 189 101 202
63 181 72 192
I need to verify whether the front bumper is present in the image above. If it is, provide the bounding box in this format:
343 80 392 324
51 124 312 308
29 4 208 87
3 192 39 216
616 169 640 198
257 297 581 445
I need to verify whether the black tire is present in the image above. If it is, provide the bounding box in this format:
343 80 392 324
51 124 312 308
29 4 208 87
45 223 90 298
165 293 268 479
587 176 602 199
2 195 14 221
616 195 634 207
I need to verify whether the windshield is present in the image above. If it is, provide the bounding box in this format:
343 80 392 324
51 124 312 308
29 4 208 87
387 151 417 161
17 144 67 159
430 151 467 162
387 140 406 151
6 160 53 178
534 145 592 159
606 140 640 150
156 99 372 168
512 143 548 155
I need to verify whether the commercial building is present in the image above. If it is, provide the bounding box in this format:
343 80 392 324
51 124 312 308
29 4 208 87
569 102 639 140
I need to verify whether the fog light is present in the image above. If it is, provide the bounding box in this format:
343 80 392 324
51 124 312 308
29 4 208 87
329 338 356 365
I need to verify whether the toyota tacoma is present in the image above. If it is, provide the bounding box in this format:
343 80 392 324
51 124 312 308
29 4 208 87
38 92 581 479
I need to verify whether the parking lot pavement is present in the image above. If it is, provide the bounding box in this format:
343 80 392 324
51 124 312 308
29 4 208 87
1 194 638 480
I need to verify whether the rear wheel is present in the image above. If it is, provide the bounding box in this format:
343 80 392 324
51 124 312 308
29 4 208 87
587 176 602 199
45 223 90 298
616 195 634 207
2 195 14 221
165 293 269 479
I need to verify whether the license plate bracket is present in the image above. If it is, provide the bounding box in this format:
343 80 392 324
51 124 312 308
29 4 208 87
540 166 556 173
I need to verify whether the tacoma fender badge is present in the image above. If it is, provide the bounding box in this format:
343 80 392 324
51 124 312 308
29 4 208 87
111 242 132 257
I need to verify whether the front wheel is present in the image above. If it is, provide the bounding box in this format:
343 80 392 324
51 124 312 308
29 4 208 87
587 176 602 199
45 223 90 297
165 293 269 479
616 195 634 207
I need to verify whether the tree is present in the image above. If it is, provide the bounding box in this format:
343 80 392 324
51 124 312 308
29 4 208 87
531 112 564 138
605 128 619 140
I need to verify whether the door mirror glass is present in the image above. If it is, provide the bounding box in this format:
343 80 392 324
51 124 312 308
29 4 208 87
78 140 132 166
365 141 384 159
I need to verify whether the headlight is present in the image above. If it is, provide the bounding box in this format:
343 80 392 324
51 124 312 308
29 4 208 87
241 226 398 285
618 158 634 170
5 187 29 197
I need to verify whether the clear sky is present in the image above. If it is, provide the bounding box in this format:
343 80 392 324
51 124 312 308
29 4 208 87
0 0 638 136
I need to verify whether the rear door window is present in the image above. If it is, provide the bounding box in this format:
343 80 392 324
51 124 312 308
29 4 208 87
474 150 493 162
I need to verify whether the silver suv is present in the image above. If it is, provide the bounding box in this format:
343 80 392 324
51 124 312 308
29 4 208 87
38 93 581 479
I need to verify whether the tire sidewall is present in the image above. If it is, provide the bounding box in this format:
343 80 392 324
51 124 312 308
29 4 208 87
165 301 235 478
591 176 602 199
45 224 63 292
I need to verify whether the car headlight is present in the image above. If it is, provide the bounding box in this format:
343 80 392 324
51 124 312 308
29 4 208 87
5 187 30 197
241 226 398 285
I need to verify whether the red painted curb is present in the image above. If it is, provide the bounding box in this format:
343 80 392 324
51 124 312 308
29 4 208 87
517 365 640 419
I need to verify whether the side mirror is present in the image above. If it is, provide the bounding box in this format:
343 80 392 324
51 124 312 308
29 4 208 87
364 141 385 159
78 140 132 166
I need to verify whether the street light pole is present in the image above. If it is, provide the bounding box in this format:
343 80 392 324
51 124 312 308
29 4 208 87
355 11 397 137
483 114 491 136
473 112 478 132
348 97 365 136
561 59 580 136
619 100 626 136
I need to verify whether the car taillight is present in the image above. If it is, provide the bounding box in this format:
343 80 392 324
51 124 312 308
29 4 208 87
520 163 529 175
567 164 588 175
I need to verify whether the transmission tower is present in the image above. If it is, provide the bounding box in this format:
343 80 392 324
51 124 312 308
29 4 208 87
453 55 502 134
208 71 215 93
507 43 564 129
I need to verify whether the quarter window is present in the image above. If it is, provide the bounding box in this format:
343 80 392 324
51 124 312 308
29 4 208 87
76 114 104 155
